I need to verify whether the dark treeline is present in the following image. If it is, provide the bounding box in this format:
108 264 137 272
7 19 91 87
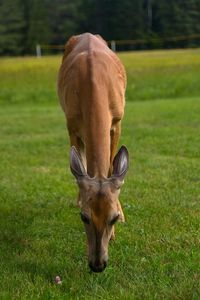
0 0 200 55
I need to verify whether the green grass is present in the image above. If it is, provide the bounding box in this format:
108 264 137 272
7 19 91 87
0 49 200 299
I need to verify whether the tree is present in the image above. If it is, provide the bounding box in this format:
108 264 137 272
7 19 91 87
47 0 82 45
79 0 145 43
26 0 51 53
152 0 200 48
1 0 200 55
0 0 25 55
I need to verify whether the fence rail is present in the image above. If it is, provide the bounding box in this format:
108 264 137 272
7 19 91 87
36 33 200 57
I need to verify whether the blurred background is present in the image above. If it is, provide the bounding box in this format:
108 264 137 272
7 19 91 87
0 0 200 55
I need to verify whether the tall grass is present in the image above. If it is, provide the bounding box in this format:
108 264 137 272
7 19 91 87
0 48 200 104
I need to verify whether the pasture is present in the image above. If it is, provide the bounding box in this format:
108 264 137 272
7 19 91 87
0 49 200 299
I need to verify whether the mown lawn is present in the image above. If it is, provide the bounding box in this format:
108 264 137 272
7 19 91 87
0 49 200 299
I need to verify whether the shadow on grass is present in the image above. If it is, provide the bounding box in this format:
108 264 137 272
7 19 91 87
0 196 86 283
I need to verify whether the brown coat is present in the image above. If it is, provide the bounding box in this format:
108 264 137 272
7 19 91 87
58 33 126 178
57 33 128 272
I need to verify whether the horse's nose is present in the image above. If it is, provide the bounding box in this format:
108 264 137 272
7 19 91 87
89 260 107 273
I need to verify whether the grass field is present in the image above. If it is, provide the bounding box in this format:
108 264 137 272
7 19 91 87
0 49 200 299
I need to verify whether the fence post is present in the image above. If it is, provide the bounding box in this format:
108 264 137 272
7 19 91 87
36 44 41 58
111 40 116 52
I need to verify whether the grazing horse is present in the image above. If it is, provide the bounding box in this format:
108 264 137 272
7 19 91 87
58 33 128 272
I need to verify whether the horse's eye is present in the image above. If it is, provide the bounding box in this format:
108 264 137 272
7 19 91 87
80 212 90 224
109 214 120 226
